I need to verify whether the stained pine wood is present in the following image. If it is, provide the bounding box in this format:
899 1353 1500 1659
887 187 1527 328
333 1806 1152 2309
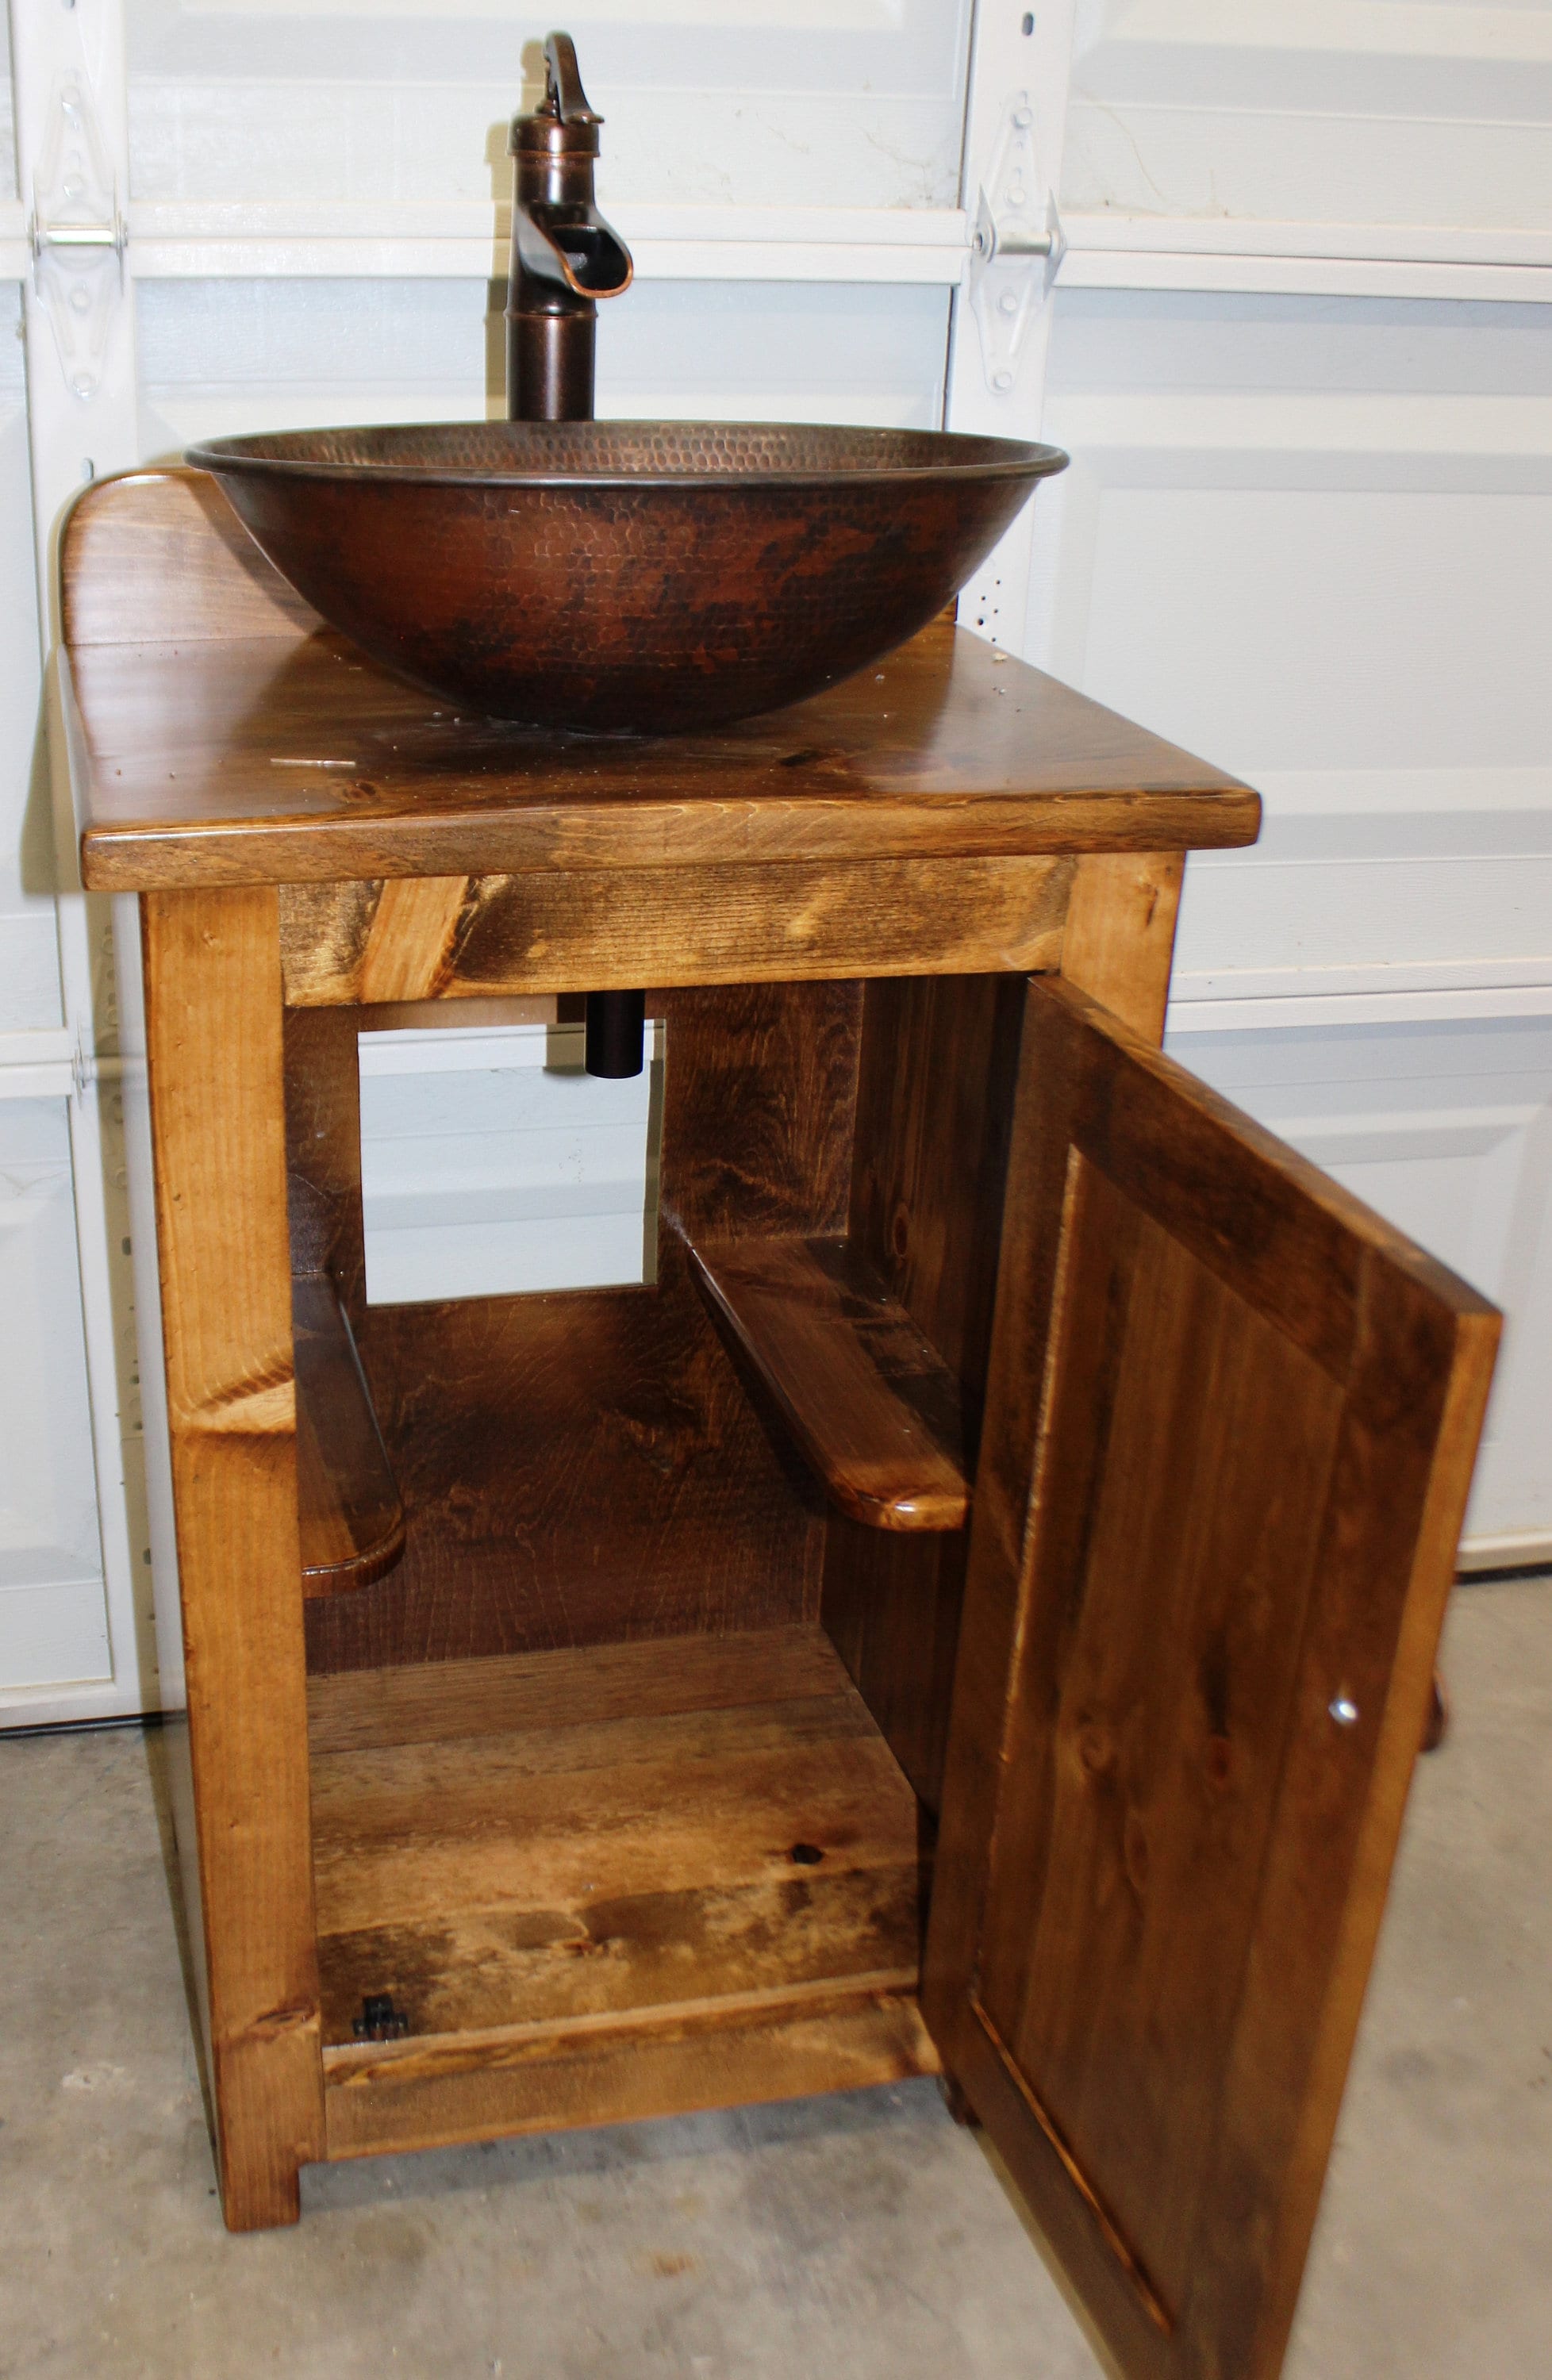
350 876 473 1004
306 1626 849 1756
689 1235 968 1530
62 464 320 646
821 973 1027 1808
309 1630 923 2073
324 1987 937 2162
140 885 325 2228
1059 850 1185 1043
62 471 1259 895
277 856 1073 1004
293 1274 405 1596
923 974 1500 2380
283 1002 368 1322
304 979 861 1675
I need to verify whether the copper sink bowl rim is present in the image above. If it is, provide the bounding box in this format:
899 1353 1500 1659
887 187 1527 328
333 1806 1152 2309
185 420 1071 494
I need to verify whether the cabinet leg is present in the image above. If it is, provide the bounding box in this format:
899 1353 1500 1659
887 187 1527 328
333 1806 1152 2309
212 2011 325 2228
1059 851 1185 1045
939 2070 982 2129
1423 1668 1449 1753
143 889 325 2232
217 2133 303 2231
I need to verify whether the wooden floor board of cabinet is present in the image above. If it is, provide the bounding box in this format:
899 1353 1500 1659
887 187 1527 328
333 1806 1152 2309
63 466 1500 2379
310 1626 935 2152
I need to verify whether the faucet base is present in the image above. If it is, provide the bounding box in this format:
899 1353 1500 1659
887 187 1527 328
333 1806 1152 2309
505 307 597 425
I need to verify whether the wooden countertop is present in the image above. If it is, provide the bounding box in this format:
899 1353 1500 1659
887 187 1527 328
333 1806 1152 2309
63 469 1261 892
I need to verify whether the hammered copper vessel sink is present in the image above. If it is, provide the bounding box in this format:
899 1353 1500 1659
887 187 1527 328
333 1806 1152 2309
186 420 1068 734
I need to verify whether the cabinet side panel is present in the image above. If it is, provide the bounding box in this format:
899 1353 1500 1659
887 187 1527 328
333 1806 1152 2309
306 980 862 1672
822 973 1025 1809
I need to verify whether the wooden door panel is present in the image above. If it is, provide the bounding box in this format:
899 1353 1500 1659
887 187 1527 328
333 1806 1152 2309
924 975 1499 2380
976 1160 1345 2328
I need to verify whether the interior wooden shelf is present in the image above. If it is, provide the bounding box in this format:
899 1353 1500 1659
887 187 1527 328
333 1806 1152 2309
294 1273 405 1596
305 1627 926 2056
689 1235 969 1532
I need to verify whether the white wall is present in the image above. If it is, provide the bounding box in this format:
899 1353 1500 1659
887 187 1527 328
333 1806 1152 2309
0 282 60 1044
358 1020 664 1306
125 0 973 211
1063 0 1552 234
0 1096 110 1686
1028 286 1552 1557
0 9 13 202
136 274 953 450
0 271 119 1705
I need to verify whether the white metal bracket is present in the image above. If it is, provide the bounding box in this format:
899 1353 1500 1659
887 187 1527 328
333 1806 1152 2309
966 91 1064 395
29 69 127 403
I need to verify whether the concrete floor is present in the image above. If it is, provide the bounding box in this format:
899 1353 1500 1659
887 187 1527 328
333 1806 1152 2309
2 1577 1548 2380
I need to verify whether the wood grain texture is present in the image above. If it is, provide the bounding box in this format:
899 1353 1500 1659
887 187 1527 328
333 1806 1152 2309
293 1274 405 1596
62 466 320 647
141 886 324 2228
278 857 1073 1004
309 1631 922 2048
306 1626 851 1756
305 980 860 1675
352 875 471 1003
922 974 1500 2380
975 1157 1344 2336
323 1987 938 2162
689 1235 968 1531
821 974 1027 1810
283 1002 368 1322
63 472 1260 894
1059 850 1184 1044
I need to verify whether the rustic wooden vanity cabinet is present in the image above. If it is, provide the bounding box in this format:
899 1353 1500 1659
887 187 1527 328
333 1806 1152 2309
63 469 1498 2380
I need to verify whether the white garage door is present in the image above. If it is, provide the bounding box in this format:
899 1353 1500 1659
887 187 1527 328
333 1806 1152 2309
2 0 1547 1719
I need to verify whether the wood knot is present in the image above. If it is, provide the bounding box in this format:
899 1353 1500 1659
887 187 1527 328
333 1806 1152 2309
1204 1733 1234 1789
1076 1722 1115 1779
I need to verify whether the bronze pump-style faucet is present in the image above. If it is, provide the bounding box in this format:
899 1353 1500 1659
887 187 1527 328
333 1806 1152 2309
507 31 644 1077
506 33 633 423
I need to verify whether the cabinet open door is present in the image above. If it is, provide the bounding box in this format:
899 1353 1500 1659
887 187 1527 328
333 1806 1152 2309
923 975 1499 2380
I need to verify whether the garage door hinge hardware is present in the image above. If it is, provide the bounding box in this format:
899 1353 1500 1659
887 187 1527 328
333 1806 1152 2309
967 90 1064 396
29 71 126 404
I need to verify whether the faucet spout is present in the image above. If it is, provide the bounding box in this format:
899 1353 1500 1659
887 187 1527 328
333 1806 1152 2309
512 204 632 305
